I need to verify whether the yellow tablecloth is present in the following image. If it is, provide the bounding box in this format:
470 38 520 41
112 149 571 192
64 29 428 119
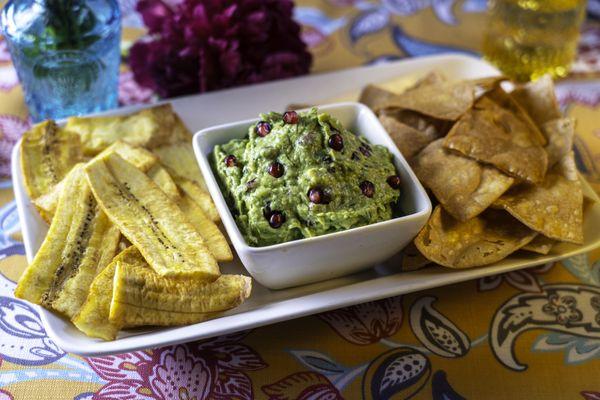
0 1 599 399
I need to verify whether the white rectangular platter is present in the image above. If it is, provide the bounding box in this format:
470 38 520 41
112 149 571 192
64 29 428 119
12 54 600 356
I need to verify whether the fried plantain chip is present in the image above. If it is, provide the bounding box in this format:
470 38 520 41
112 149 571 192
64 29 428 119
85 153 220 281
444 94 548 184
175 176 220 222
542 118 575 169
32 166 75 224
412 139 514 221
153 143 208 190
493 160 584 244
521 234 555 255
379 80 475 120
511 75 561 126
15 165 120 319
72 246 146 341
177 193 233 262
21 120 84 201
65 104 191 155
97 141 158 172
52 214 120 318
414 206 536 269
110 262 251 327
148 164 180 201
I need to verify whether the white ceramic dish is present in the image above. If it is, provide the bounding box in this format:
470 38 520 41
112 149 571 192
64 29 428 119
12 54 600 356
194 102 431 289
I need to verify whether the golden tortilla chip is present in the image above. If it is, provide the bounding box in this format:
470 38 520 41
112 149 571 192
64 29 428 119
521 235 555 255
493 162 584 244
359 85 396 111
401 242 431 271
65 104 191 155
379 114 440 159
444 94 548 184
379 80 475 120
511 75 561 126
412 139 514 221
414 206 536 269
542 118 575 169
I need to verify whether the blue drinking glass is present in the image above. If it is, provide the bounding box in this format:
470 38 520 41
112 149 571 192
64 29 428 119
1 0 121 122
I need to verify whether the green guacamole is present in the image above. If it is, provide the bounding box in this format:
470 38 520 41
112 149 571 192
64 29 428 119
212 108 401 247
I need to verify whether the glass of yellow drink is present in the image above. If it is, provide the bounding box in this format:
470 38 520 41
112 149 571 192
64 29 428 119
483 0 587 81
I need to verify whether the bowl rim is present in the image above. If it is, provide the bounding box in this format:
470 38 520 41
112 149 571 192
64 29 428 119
192 101 432 253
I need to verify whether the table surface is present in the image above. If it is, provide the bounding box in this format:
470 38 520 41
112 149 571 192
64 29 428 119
1 1 600 399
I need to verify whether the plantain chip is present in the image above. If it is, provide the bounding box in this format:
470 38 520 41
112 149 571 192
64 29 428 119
511 75 561 126
378 80 475 120
65 104 191 155
177 193 233 262
444 93 548 184
85 152 220 281
97 141 158 172
72 246 146 341
153 142 208 190
414 206 536 269
493 159 584 244
110 262 251 327
175 176 220 222
15 165 120 319
32 165 76 224
21 120 84 201
148 164 180 201
412 139 514 221
521 234 555 255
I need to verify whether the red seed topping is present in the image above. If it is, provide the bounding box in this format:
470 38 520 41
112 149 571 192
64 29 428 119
308 187 330 204
283 111 299 124
256 121 272 137
269 211 285 228
328 133 344 151
359 181 375 198
224 155 237 167
387 175 401 189
268 162 284 178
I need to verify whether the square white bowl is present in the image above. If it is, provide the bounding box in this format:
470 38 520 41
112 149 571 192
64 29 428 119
193 102 432 289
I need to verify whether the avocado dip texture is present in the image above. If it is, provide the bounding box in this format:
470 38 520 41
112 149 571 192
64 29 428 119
212 108 402 247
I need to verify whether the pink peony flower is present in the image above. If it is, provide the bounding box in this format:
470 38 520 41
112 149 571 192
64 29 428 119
129 0 312 98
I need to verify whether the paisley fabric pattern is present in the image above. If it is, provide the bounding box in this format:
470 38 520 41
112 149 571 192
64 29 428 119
0 1 599 398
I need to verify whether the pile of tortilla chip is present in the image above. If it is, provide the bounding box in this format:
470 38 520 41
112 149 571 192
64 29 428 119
361 74 585 269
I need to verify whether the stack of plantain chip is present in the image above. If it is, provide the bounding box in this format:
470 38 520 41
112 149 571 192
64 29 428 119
16 105 249 341
361 74 585 269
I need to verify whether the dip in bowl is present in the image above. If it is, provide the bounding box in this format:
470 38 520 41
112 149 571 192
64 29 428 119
194 102 431 289
212 108 402 247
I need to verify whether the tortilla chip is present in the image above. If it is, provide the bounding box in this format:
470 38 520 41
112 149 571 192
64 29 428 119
543 118 575 169
521 235 555 255
379 114 440 159
414 206 536 269
400 242 431 271
493 162 584 244
443 95 548 184
379 80 475 120
359 85 396 111
412 139 514 221
511 75 561 126
407 71 446 91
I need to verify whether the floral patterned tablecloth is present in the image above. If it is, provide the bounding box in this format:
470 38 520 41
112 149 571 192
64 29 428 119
0 1 600 399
